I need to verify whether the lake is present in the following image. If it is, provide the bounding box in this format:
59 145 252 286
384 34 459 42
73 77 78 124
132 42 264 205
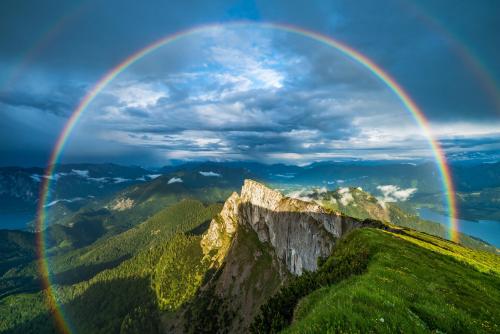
418 208 500 248
0 212 35 231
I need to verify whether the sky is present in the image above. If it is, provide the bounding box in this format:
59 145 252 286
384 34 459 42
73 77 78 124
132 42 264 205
0 0 499 167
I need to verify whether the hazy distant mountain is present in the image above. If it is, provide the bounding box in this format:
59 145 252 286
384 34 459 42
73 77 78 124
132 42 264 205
2 161 499 229
160 160 500 191
0 164 159 229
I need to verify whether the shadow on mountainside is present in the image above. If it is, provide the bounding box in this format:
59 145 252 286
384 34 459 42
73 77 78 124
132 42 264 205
51 255 131 286
5 276 159 334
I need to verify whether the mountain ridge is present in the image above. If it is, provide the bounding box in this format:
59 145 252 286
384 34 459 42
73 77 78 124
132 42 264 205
181 180 375 332
202 179 365 275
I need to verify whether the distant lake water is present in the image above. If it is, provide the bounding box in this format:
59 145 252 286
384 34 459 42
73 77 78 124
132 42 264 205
0 212 35 231
418 208 500 248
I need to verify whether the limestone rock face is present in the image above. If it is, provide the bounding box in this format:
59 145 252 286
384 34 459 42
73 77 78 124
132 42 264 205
202 179 360 275
201 192 240 265
239 180 351 275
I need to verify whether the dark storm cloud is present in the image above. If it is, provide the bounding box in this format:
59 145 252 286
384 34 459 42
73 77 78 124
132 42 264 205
0 0 237 71
258 0 500 121
90 78 362 149
0 93 68 116
0 88 78 117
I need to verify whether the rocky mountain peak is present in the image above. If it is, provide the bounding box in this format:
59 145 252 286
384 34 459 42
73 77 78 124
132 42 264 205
202 180 361 275
240 179 284 209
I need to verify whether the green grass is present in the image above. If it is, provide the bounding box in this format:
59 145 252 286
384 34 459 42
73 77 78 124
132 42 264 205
386 227 500 275
283 228 500 334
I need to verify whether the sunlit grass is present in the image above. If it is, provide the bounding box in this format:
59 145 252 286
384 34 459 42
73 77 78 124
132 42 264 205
284 228 500 333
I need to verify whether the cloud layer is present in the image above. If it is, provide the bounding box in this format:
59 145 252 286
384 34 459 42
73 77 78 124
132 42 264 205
1 1 498 166
58 26 498 164
377 185 417 203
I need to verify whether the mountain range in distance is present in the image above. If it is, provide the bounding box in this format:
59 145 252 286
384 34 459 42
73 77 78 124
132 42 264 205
1 160 499 232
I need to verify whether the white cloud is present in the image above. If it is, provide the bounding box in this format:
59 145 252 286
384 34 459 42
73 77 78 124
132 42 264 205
72 169 89 177
112 83 167 109
44 197 85 208
199 171 221 177
208 44 284 90
267 153 303 161
113 177 131 183
275 173 295 178
287 188 314 202
35 172 68 181
286 187 327 202
376 185 417 202
337 187 354 206
317 187 328 194
167 177 183 184
147 174 162 179
88 177 108 182
429 122 500 139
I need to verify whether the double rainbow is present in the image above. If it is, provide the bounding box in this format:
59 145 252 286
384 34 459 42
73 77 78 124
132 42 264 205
35 22 458 334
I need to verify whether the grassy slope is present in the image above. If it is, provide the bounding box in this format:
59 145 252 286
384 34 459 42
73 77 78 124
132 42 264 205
45 199 220 282
285 228 500 333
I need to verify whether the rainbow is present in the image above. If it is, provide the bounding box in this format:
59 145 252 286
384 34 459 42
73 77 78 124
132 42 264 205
36 22 458 333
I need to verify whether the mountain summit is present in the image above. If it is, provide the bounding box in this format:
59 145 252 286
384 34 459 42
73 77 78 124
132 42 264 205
203 179 362 275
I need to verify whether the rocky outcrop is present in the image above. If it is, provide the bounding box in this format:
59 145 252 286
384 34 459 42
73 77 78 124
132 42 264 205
109 197 135 211
238 180 360 275
201 192 240 266
202 179 361 276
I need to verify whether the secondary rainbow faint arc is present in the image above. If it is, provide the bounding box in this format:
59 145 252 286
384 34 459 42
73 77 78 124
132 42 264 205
36 22 458 334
